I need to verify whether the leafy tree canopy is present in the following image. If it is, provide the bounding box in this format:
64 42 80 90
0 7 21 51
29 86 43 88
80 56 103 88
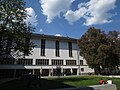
78 27 120 74
0 0 34 58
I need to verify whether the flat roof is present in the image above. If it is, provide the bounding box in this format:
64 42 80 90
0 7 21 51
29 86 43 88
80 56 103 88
31 33 77 42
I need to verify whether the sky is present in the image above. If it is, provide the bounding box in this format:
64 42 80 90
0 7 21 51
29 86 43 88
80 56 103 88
24 0 120 39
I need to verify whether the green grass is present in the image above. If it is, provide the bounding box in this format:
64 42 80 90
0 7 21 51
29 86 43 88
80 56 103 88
0 76 120 90
49 76 120 89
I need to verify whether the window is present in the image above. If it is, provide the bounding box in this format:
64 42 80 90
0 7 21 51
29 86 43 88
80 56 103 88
66 60 76 65
55 41 59 57
36 59 49 65
17 58 33 65
41 39 45 56
24 38 30 56
52 59 63 65
81 68 84 72
68 42 72 57
0 58 15 64
80 60 83 65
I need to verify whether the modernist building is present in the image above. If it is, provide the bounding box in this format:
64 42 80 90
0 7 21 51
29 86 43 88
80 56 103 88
0 34 94 78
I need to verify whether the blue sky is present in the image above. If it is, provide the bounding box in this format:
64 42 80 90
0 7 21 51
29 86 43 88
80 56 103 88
24 0 120 39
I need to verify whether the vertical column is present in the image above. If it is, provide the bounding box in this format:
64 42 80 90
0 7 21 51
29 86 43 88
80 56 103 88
38 69 41 78
77 68 79 76
14 59 17 64
49 59 52 65
49 69 51 76
33 59 36 65
33 69 35 75
78 66 81 75
61 66 63 76
71 67 73 75
77 48 80 75
13 69 16 78
51 67 53 76
63 59 66 65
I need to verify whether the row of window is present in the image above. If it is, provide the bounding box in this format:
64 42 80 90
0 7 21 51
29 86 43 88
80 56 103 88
0 59 83 66
17 59 77 65
0 58 84 65
17 59 33 65
0 58 15 64
41 39 73 57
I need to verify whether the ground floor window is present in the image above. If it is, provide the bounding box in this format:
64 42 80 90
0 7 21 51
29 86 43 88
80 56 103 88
81 68 84 72
0 68 78 78
16 69 33 77
0 69 14 78
41 69 49 76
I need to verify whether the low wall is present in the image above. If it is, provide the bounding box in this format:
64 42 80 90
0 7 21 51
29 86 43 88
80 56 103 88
53 84 117 90
89 84 117 90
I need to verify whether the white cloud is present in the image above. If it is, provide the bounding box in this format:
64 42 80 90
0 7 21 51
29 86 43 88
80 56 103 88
40 0 74 23
84 0 116 25
55 33 62 37
25 7 38 26
39 29 43 32
64 0 116 25
64 7 87 24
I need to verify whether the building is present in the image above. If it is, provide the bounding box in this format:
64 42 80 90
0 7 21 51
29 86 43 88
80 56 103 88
0 34 94 78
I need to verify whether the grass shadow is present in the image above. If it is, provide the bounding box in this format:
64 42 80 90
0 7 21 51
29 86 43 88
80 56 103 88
0 78 74 90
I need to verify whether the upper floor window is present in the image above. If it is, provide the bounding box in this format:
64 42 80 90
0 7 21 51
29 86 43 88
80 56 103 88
41 39 45 56
80 60 83 65
24 38 30 56
68 42 73 57
17 58 33 65
66 60 76 65
36 59 49 65
55 41 59 57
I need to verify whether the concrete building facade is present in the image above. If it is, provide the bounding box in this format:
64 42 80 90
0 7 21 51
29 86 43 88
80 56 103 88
0 34 94 78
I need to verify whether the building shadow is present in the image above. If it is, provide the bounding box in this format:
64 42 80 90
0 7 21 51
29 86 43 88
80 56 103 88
0 77 74 90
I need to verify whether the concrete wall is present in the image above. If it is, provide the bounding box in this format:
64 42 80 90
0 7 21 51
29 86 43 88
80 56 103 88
80 66 94 74
54 84 117 90
26 39 79 61
0 37 94 75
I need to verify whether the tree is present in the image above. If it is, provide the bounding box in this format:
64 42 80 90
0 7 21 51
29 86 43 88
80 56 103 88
0 0 34 58
107 31 120 72
78 27 120 75
78 27 105 74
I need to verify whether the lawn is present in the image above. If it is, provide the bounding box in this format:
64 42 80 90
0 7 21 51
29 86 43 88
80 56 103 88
0 76 120 90
48 76 120 89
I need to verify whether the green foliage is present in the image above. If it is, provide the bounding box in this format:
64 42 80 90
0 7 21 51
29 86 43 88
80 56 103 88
0 0 34 58
78 27 120 74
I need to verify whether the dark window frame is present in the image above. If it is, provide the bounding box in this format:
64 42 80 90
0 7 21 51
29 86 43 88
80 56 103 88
81 68 84 72
66 60 76 65
36 59 49 65
52 59 63 65
80 60 83 65
41 39 46 56
17 58 33 65
55 41 60 57
68 42 73 57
